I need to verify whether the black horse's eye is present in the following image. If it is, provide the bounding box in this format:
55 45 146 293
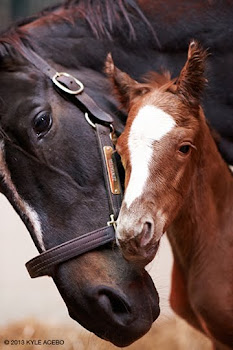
33 112 52 137
179 145 190 154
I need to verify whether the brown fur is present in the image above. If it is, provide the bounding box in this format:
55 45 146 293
106 41 233 349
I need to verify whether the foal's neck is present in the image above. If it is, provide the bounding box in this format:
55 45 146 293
168 112 233 272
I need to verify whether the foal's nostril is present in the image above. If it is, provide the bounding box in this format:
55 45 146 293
140 221 153 247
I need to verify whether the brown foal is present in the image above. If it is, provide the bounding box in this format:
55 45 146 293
105 42 233 349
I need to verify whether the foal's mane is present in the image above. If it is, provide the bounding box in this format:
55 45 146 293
143 71 177 93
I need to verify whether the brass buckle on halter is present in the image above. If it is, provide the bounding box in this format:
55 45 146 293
52 72 84 95
107 214 117 231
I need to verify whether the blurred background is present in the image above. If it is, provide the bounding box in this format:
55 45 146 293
0 0 62 32
0 1 212 349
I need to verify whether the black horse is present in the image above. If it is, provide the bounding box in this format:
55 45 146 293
0 0 232 347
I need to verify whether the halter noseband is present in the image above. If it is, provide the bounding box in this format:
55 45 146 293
22 48 123 278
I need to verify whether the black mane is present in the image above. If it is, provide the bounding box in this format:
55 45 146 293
64 0 157 41
0 0 158 44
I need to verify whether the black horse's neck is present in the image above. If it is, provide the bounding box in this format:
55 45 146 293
1 0 233 164
1 0 232 78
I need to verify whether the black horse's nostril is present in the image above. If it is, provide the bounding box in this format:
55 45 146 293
139 221 153 247
99 292 130 315
90 287 134 326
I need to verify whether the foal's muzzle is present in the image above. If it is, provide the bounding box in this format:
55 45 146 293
117 217 160 266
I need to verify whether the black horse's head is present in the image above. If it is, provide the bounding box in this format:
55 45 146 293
0 40 160 346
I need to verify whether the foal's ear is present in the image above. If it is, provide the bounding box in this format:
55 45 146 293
105 53 150 110
176 41 207 108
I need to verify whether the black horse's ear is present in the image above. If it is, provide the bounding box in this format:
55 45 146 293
176 41 207 108
105 53 150 110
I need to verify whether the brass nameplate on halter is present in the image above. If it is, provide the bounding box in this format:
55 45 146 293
103 146 121 195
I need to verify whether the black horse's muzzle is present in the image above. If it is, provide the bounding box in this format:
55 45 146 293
53 250 160 347
20 47 160 347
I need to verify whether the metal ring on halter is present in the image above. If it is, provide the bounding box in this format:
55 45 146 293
109 124 115 133
85 112 96 129
85 113 116 141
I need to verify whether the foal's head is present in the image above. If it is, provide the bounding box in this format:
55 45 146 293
106 41 207 265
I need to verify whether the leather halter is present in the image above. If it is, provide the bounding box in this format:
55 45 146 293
22 48 123 278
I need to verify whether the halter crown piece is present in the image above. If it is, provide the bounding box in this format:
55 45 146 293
23 48 123 278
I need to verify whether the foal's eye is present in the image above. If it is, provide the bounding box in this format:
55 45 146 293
179 145 190 154
33 112 52 137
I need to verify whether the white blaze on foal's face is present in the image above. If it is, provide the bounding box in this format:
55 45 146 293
124 105 176 208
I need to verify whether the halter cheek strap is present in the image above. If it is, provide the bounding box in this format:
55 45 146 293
23 48 123 278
